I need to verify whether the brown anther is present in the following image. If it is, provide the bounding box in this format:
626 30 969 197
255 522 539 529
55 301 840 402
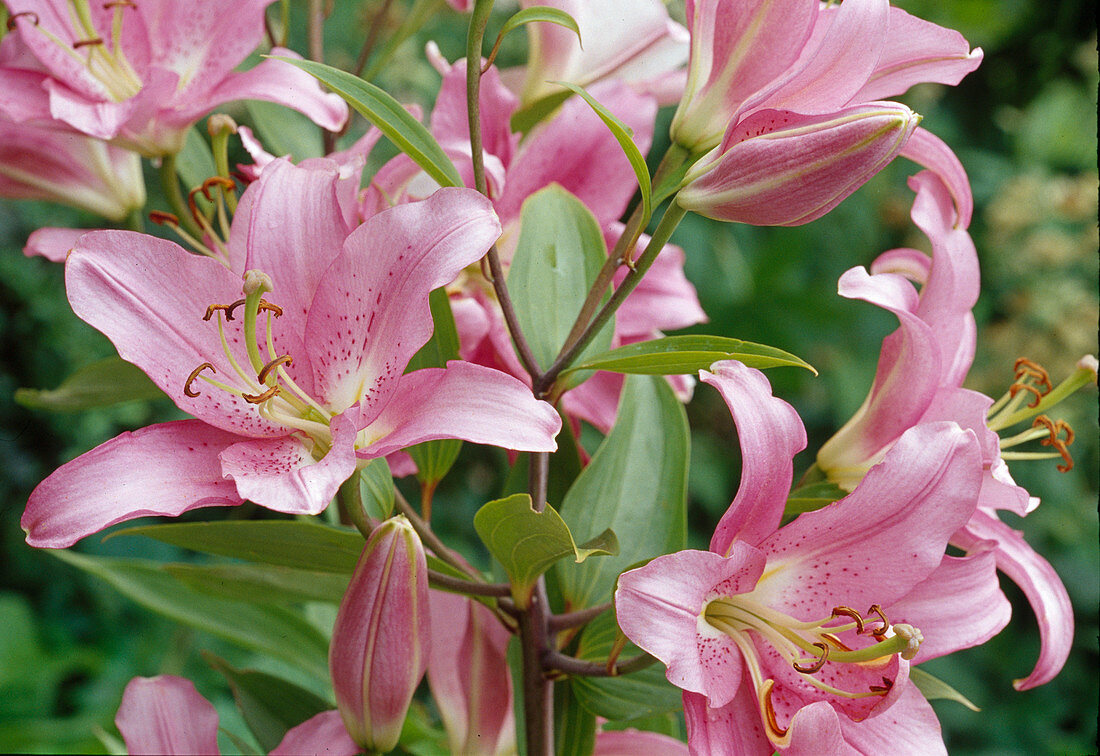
203 298 247 321
257 355 293 384
831 606 865 634
187 185 209 227
6 11 40 30
200 175 237 202
73 37 105 49
760 680 788 739
863 604 890 637
258 300 283 317
1010 358 1053 407
868 676 894 696
103 0 137 8
184 362 216 397
148 210 180 226
1033 415 1075 472
1009 382 1046 408
243 386 280 404
792 643 830 674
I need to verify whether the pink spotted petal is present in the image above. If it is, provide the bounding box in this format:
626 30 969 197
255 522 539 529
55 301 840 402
115 676 220 756
615 545 766 708
757 422 982 616
701 360 806 555
357 362 560 459
682 685 771 755
306 189 501 416
23 420 244 549
219 409 359 515
837 683 947 755
784 702 854 756
953 508 1073 690
270 710 358 756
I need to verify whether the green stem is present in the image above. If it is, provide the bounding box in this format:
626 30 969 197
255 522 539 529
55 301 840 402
353 0 397 76
158 153 202 237
362 0 444 81
124 207 145 232
393 487 482 581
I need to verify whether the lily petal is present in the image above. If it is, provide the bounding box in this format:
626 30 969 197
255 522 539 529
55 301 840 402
270 710 358 756
682 685 771 756
901 131 974 229
23 420 244 548
837 683 947 756
115 676 220 755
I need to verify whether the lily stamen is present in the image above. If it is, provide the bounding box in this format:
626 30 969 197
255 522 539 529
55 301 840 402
73 38 105 49
183 363 216 397
148 210 179 226
243 386 280 404
1033 415 1075 472
1014 358 1052 395
830 605 865 634
7 12 40 30
204 299 247 321
863 604 889 637
258 355 293 385
760 680 788 740
792 642 830 673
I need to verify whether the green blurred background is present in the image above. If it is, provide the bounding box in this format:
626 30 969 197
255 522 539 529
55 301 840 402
1 0 1095 752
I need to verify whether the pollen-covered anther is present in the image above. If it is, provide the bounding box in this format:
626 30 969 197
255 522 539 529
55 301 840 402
831 605 865 634
258 300 283 317
863 604 890 638
148 210 180 227
868 676 893 696
792 642 830 674
200 175 237 201
73 37 105 49
1010 357 1053 408
103 1 137 9
1033 415 1075 472
758 680 788 739
184 362 216 397
257 355 293 384
6 11 39 29
243 386 280 404
203 298 247 321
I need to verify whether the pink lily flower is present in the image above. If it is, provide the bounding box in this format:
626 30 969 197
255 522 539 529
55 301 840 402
115 676 221 755
0 116 144 220
816 170 1077 690
514 0 689 106
270 710 359 756
670 0 981 225
0 0 348 156
22 158 560 548
615 360 1008 753
593 727 688 755
331 516 430 752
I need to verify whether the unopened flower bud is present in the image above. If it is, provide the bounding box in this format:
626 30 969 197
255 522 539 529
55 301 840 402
330 516 430 752
677 102 921 226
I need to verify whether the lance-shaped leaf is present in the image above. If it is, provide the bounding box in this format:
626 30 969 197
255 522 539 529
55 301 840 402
165 563 350 604
53 551 330 682
909 668 980 712
495 7 581 56
556 375 688 609
204 653 332 753
473 493 617 608
15 356 163 412
561 334 816 377
274 57 463 188
109 521 364 573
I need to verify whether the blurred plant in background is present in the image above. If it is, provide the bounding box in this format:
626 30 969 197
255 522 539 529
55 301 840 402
0 0 1094 753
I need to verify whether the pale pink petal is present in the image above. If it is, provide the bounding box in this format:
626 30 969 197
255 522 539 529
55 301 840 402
270 710 358 756
358 362 560 458
837 684 947 755
199 48 348 132
870 247 931 282
594 727 688 756
560 369 623 434
496 81 657 228
757 422 982 615
219 409 358 515
65 231 285 438
115 676 220 756
615 545 765 708
701 361 806 555
431 59 518 169
23 420 244 549
953 509 1073 690
854 6 983 103
889 551 1009 663
23 227 86 263
902 133 974 230
682 686 771 756
305 189 501 416
44 77 134 141
784 701 854 756
0 66 54 122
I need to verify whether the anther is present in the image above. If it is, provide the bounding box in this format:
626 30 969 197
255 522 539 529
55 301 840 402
1014 358 1052 392
257 355 293 384
103 0 137 8
868 676 893 696
148 210 179 226
243 386 280 404
258 300 283 317
184 363 216 397
792 642 830 674
6 11 39 29
73 37 105 49
831 605 865 634
200 175 237 201
203 299 247 321
187 185 209 227
1033 415 1075 472
863 605 890 638
760 680 788 739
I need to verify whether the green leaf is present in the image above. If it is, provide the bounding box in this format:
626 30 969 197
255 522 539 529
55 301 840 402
498 7 581 50
910 667 981 712
273 56 462 188
552 82 651 225
784 480 846 518
571 611 681 721
554 680 596 756
109 521 364 573
473 493 617 608
508 184 614 372
14 357 163 412
204 653 332 752
556 375 688 609
177 126 218 195
562 334 818 377
245 101 325 161
359 457 395 521
164 563 349 604
52 551 330 682
510 88 573 135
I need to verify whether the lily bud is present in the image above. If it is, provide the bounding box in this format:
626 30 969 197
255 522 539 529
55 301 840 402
330 516 430 752
677 102 920 226
427 591 516 756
